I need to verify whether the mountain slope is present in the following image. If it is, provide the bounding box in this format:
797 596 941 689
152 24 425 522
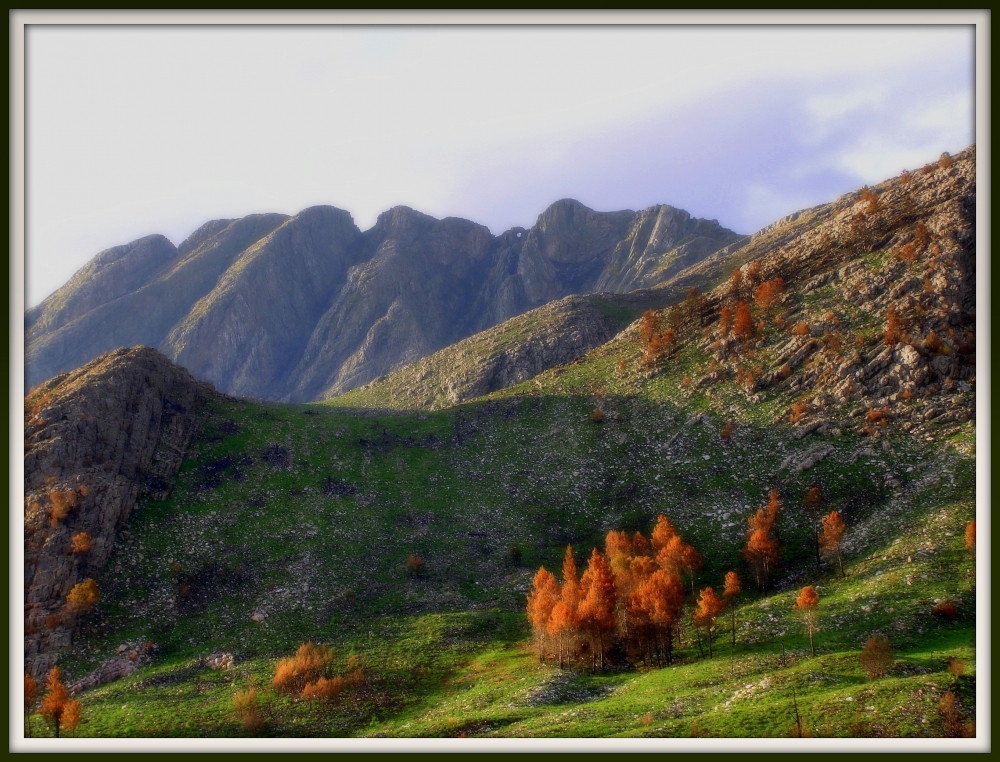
26 200 742 401
23 147 977 739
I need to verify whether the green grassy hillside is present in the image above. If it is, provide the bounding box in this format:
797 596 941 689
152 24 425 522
46 338 975 738
30 150 978 740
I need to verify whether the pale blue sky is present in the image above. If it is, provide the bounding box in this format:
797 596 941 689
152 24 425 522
26 24 974 307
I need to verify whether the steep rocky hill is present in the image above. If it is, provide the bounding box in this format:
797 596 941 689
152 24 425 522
337 147 975 415
23 347 213 676
26 200 741 401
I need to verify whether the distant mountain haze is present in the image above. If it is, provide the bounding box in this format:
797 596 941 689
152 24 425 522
25 200 743 401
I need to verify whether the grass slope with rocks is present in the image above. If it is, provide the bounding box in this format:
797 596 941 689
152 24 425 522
27 149 977 740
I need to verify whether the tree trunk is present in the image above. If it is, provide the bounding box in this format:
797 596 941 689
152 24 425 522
809 628 815 658
838 548 845 578
815 530 822 570
731 607 737 647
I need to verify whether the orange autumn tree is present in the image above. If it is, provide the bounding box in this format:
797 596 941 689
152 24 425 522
734 301 754 341
578 548 618 671
965 521 975 555
547 545 581 669
719 305 733 338
795 586 820 657
693 586 727 659
723 571 742 647
753 277 786 313
743 490 780 590
40 666 79 738
605 530 655 648
818 511 847 577
526 567 560 663
630 569 685 666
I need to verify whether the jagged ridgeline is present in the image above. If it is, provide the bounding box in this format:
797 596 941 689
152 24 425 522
23 147 976 738
26 200 743 402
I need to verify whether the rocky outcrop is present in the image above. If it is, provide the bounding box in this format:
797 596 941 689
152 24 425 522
336 294 639 410
23 346 212 676
689 145 976 442
26 200 742 401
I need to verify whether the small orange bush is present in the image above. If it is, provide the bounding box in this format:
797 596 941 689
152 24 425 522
965 521 975 554
272 642 333 693
789 401 808 424
720 422 734 441
70 532 95 554
234 687 263 732
302 675 345 702
947 658 966 677
792 321 809 336
939 152 953 169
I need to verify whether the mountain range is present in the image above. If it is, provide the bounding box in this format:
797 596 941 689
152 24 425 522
26 200 743 401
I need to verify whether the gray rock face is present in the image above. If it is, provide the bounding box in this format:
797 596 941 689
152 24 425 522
26 200 741 401
23 346 212 676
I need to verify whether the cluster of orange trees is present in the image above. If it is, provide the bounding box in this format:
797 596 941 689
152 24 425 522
527 491 853 671
638 309 677 368
24 667 81 738
527 515 732 670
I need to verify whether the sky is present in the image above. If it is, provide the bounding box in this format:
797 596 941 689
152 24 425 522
25 23 975 308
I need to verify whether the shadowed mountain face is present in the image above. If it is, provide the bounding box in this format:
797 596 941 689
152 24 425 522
25 200 742 401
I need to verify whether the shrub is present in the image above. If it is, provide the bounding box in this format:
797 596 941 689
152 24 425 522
932 600 959 620
346 668 366 689
302 675 344 703
65 578 99 616
865 408 889 426
589 409 605 424
49 490 78 527
947 658 966 678
789 401 808 424
924 331 942 353
939 691 974 737
884 306 904 347
860 188 881 214
272 642 333 694
860 636 894 679
792 321 809 336
898 242 918 263
45 613 63 629
406 554 426 577
913 220 930 249
965 521 975 554
233 687 263 732
753 277 785 311
939 152 953 169
70 532 95 554
720 422 733 441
